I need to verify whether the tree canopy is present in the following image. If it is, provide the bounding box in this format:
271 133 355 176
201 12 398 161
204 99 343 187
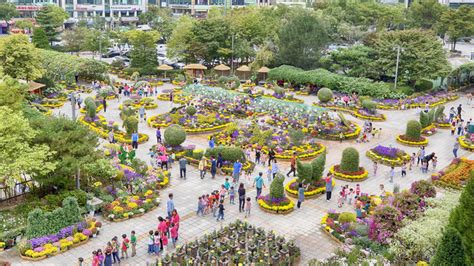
35 4 69 45
0 34 44 81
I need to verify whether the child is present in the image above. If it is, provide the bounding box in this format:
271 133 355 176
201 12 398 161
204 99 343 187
260 152 267 166
389 166 395 183
196 196 203 216
229 186 235 205
337 191 344 208
219 185 227 201
245 197 251 218
451 123 456 135
355 204 363 219
154 231 161 255
401 163 407 177
421 160 428 173
212 198 218 217
170 223 178 247
373 161 378 176
355 184 361 198
409 153 415 170
341 186 347 202
161 229 168 257
147 230 154 254
121 234 129 259
130 231 137 257
266 164 272 183
216 200 225 221
432 156 437 170
224 178 231 190
347 188 354 205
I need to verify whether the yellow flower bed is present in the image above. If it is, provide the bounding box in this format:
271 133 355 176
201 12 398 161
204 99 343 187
353 110 386 121
435 122 451 128
329 165 368 181
458 136 474 151
147 116 231 134
296 91 309 96
366 150 410 167
262 95 304 103
396 135 428 147
260 144 326 160
41 102 66 108
257 198 294 214
79 116 149 144
119 101 158 110
285 179 335 198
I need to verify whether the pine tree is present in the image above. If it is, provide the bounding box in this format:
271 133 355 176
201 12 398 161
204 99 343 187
431 227 467 266
32 27 50 49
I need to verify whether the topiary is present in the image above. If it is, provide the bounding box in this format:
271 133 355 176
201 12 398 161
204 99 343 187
340 147 360 173
164 124 186 147
274 86 285 96
420 111 430 128
427 108 435 125
123 116 138 136
431 227 467 266
186 105 197 116
205 146 245 162
337 112 351 127
434 105 445 121
296 160 312 183
84 97 96 118
338 212 357 223
289 128 304 146
270 173 285 199
317 87 333 103
362 99 377 112
406 120 422 140
311 152 326 182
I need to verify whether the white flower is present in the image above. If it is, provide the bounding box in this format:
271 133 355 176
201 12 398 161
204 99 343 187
139 208 145 213
155 198 160 203
108 214 115 219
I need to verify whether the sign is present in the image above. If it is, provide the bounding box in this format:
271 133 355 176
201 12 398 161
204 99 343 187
109 5 142 11
75 4 104 11
16 6 42 11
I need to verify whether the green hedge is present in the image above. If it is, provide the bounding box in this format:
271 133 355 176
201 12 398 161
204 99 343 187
268 65 404 99
164 124 186 147
204 146 245 163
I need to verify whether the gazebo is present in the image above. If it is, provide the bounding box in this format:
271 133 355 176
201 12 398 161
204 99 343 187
214 64 231 76
157 64 173 81
184 64 207 78
257 66 270 84
22 80 46 95
236 65 251 81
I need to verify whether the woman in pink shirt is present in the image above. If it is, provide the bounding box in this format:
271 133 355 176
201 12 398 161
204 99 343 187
92 250 99 266
160 154 168 170
171 210 180 232
170 223 178 247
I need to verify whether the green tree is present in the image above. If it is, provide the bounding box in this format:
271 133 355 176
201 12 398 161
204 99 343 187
0 76 28 111
29 116 99 190
321 45 377 78
0 2 19 20
407 0 447 29
431 227 467 266
84 29 111 58
167 15 194 62
62 26 88 54
32 27 50 49
276 9 329 70
438 6 474 51
371 29 450 87
448 174 474 264
0 107 56 190
138 6 175 41
187 17 231 63
123 30 160 72
35 4 69 45
15 20 34 32
0 34 44 81
296 160 312 183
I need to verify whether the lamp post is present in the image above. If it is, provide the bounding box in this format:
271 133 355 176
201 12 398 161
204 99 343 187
231 33 235 74
393 45 404 91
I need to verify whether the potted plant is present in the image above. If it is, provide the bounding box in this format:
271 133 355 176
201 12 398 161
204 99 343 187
162 254 171 266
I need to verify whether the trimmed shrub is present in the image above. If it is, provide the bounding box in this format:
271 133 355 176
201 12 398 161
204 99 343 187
274 86 285 96
434 105 445 121
427 108 436 125
123 116 138 136
289 128 304 146
337 112 350 127
362 99 377 111
311 152 326 182
431 227 467 266
340 147 360 172
406 120 422 140
420 112 430 128
186 105 197 116
84 97 96 118
192 149 204 160
317 87 333 103
296 160 312 183
338 212 357 223
164 124 186 147
205 146 245 162
270 173 285 199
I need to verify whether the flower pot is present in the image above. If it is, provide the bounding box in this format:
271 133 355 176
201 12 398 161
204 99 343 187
239 239 246 249
220 256 230 266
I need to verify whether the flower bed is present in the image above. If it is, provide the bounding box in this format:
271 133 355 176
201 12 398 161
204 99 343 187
183 154 256 175
366 145 410 166
396 135 428 147
375 93 459 110
39 98 67 108
285 179 335 199
79 115 149 144
263 94 304 103
257 195 295 214
19 220 100 261
103 189 160 221
353 109 386 121
431 158 474 189
156 92 192 104
162 220 300 265
421 124 437 136
80 104 104 114
329 165 369 182
119 97 158 110
458 135 474 151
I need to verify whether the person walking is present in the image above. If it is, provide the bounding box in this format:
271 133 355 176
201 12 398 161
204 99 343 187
102 98 107 113
416 146 425 166
245 197 251 218
325 174 333 202
160 153 168 170
297 183 309 208
198 157 207 179
252 172 266 200
209 136 215 149
286 153 297 177
217 153 224 174
121 234 130 259
216 200 225 221
139 106 145 121
453 141 460 158
457 104 463 119
238 183 246 212
131 132 139 149
156 127 162 143
210 156 217 179
268 148 275 166
232 160 242 183
271 159 279 179
130 231 137 257
255 148 261 165
167 193 175 218
179 157 187 179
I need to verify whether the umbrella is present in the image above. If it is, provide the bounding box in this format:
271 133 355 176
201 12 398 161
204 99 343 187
157 64 173 79
236 65 251 80
258 66 270 81
183 64 207 70
214 64 230 76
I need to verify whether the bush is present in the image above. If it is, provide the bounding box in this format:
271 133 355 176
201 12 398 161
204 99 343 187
123 116 138 136
296 160 312 183
186 105 197 116
289 128 304 146
317 87 333 102
406 120 422 140
270 173 285 199
420 112 430 128
192 149 204 160
414 79 433 92
431 227 467 266
362 99 377 111
164 124 186 147
84 97 96 118
340 147 360 172
338 212 357 223
311 152 326 182
410 180 436 198
205 146 245 162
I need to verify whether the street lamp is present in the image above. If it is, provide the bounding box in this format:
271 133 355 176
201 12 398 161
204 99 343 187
393 45 404 91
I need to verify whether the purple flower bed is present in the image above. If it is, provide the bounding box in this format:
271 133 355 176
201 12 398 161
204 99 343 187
371 145 401 159
29 223 85 249
258 195 291 206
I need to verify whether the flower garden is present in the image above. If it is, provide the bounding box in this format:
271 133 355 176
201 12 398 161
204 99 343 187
157 90 192 104
397 120 428 146
431 157 474 189
330 148 369 181
119 97 158 110
258 173 295 214
79 115 149 144
366 145 411 166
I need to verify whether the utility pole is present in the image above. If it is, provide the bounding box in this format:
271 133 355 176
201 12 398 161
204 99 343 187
99 34 102 61
231 33 235 74
394 45 402 91
71 93 76 120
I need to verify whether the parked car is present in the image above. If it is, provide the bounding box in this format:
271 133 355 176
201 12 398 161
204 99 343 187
102 50 121 58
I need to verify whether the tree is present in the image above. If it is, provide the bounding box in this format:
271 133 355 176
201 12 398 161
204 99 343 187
84 29 111 58
14 20 34 32
438 6 474 51
29 116 99 190
32 27 50 49
62 26 89 54
138 6 175 41
123 30 160 72
448 174 474 264
167 15 194 62
321 45 377 78
35 4 69 45
296 160 312 183
431 227 467 266
0 34 44 81
0 2 19 20
0 107 56 190
0 76 28 111
187 17 231 63
371 29 450 87
407 0 447 29
276 9 329 70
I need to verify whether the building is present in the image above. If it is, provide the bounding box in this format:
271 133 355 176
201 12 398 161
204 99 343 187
8 0 146 23
447 0 474 7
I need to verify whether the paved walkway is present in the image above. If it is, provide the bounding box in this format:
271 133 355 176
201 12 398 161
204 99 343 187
1 81 473 266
